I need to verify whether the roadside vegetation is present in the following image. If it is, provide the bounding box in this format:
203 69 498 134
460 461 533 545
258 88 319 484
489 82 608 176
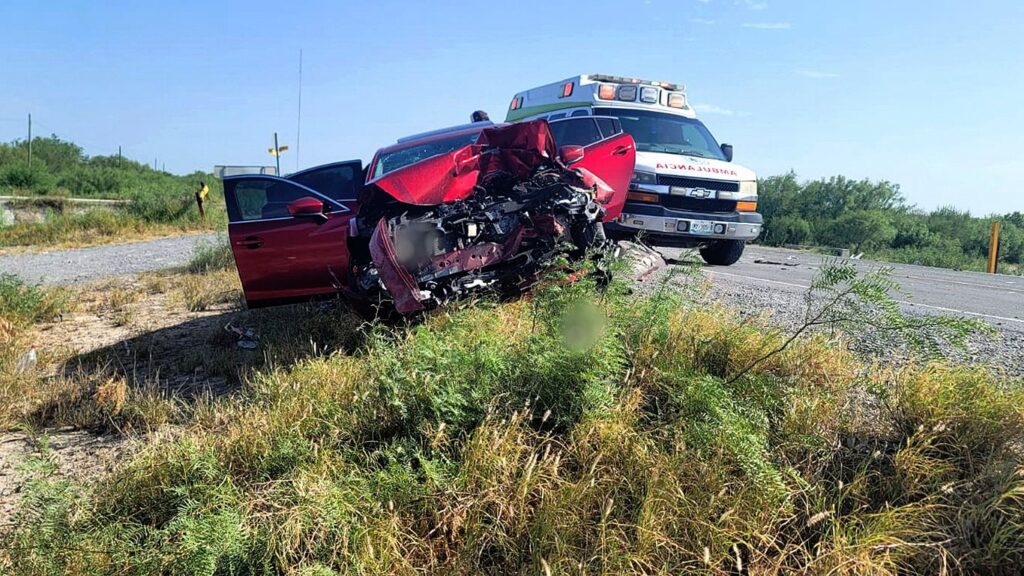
1 253 1022 575
759 173 1024 274
0 136 223 248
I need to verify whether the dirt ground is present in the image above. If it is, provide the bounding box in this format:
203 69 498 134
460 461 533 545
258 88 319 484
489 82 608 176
0 272 245 519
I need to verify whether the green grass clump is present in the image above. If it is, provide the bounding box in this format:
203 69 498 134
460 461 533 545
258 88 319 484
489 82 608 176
187 236 236 275
0 273 68 327
2 268 1023 575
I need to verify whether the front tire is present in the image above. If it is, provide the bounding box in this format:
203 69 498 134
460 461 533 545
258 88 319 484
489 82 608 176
699 240 745 266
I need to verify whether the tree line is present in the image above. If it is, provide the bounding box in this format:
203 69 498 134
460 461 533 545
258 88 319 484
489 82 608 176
758 173 1022 273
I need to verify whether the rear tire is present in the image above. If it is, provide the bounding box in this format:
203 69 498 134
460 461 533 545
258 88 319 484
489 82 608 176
699 240 745 266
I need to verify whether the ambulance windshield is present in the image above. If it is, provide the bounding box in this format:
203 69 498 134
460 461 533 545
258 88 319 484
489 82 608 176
594 107 726 161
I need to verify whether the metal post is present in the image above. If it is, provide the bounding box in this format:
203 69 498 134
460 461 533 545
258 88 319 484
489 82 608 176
274 132 281 176
27 114 32 168
118 145 122 168
296 48 303 171
987 221 1001 274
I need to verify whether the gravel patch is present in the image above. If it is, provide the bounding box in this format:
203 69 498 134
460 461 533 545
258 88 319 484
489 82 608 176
0 233 219 285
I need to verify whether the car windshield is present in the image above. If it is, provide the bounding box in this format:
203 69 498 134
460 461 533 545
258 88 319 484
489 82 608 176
372 132 481 178
594 107 726 160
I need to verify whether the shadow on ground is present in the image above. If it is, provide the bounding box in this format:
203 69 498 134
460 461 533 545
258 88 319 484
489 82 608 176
44 298 368 408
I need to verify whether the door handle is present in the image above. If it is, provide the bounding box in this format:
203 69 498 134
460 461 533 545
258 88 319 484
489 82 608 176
235 236 263 249
613 145 632 156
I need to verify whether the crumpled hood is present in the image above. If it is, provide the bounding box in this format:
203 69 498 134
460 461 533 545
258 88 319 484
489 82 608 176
362 120 558 207
634 151 756 182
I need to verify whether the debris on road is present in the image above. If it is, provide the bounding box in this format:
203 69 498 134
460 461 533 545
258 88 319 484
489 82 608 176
754 258 799 267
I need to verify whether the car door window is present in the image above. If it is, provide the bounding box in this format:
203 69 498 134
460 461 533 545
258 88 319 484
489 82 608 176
225 177 334 222
288 161 362 202
595 117 622 139
548 118 602 148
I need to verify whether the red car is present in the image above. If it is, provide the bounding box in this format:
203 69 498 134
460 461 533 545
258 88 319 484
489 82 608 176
223 117 635 313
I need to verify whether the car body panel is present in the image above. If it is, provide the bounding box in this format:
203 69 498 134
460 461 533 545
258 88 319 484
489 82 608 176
571 132 634 220
223 173 356 306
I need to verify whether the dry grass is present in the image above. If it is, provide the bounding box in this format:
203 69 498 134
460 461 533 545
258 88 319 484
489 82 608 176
1 267 1022 575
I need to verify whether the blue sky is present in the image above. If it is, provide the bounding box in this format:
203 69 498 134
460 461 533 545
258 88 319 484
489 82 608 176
1 0 1021 214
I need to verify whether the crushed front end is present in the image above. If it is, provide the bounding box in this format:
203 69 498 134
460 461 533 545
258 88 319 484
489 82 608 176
351 121 609 314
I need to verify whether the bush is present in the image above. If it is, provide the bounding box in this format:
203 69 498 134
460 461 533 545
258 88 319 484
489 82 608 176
0 162 55 193
0 273 67 326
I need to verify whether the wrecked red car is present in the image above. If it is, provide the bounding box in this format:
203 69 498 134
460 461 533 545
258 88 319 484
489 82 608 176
223 117 636 313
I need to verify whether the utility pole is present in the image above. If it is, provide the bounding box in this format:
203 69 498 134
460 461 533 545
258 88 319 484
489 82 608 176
296 48 303 171
27 114 32 168
118 145 122 168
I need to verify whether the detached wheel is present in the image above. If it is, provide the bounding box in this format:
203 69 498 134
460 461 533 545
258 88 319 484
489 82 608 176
699 240 745 266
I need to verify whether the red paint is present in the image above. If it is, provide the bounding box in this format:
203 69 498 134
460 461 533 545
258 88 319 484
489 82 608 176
572 132 635 221
228 211 351 304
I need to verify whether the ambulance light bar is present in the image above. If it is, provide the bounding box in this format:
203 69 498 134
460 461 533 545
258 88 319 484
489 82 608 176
589 74 685 92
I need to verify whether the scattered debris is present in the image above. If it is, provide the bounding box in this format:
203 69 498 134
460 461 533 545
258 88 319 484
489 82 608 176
616 241 666 281
754 258 799 267
225 322 259 349
14 344 37 375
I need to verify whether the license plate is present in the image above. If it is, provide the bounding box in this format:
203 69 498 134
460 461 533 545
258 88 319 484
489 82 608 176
688 220 715 235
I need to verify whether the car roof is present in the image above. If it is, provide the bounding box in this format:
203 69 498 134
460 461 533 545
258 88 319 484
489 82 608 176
374 122 510 155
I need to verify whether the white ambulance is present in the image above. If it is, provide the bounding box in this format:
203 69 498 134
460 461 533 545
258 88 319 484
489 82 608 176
507 74 761 265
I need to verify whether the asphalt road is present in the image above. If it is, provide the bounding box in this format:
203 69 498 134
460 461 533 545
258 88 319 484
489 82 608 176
657 244 1024 332
0 233 219 285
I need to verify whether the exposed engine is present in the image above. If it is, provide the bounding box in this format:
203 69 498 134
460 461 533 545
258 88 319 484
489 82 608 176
353 165 606 314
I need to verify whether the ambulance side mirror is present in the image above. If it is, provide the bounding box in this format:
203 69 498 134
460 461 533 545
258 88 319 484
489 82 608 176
559 145 585 165
720 144 734 162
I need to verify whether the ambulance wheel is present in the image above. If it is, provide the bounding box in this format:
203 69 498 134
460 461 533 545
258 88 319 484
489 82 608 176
700 240 745 266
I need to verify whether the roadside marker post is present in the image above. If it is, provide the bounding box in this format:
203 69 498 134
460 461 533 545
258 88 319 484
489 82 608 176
268 133 289 176
987 221 1001 274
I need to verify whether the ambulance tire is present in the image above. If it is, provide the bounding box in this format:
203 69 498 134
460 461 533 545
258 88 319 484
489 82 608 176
700 240 745 266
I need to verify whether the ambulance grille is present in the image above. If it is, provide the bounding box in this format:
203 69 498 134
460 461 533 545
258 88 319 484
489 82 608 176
662 197 737 213
656 175 740 192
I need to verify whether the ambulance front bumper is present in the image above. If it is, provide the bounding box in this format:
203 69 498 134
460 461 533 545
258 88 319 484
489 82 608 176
608 204 762 242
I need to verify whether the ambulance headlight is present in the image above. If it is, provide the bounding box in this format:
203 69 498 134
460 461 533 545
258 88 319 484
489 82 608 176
739 181 758 197
631 171 657 185
640 86 660 103
618 85 637 101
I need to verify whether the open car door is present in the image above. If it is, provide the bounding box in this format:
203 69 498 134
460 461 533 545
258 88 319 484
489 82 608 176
223 163 360 307
548 116 635 221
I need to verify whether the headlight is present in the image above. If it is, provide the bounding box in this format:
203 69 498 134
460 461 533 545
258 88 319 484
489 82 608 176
631 171 657 185
739 180 758 197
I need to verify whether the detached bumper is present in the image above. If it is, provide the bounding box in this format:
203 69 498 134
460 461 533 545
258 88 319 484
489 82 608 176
607 202 762 243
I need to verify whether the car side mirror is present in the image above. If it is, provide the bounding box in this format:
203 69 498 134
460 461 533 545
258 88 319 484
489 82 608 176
720 143 734 162
288 196 326 220
559 145 585 165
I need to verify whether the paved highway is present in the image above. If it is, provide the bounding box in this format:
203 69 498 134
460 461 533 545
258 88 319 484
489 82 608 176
659 244 1024 331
